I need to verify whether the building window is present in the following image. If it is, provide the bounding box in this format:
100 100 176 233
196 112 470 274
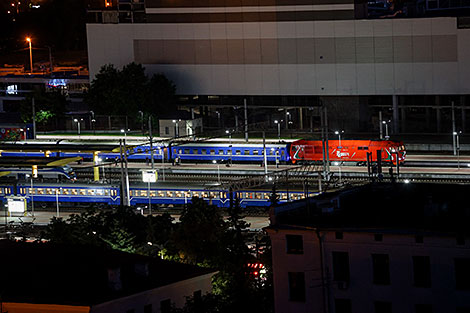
335 298 352 313
415 235 424 243
374 234 383 242
144 304 152 313
160 299 171 313
415 304 433 313
375 301 392 313
372 254 390 285
413 256 431 287
455 258 470 290
335 231 343 239
288 272 305 302
165 127 169 135
286 234 303 254
332 251 350 282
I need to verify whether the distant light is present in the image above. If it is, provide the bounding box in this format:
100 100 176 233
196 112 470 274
404 179 410 184
120 129 125 133
73 119 78 122
26 37 31 42
453 132 458 135
225 130 229 134
32 4 40 8
333 162 340 166
212 160 216 164
147 241 153 246
335 131 339 135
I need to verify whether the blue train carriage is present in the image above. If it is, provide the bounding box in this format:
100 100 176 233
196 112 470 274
16 182 120 206
169 143 290 163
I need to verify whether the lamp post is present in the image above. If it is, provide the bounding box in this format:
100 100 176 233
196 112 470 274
172 120 179 137
138 111 144 135
334 130 344 148
274 120 281 142
26 37 33 74
74 118 83 135
213 160 220 183
55 187 62 217
90 111 96 135
382 120 390 139
454 131 461 169
226 130 232 166
120 128 129 141
26 174 34 216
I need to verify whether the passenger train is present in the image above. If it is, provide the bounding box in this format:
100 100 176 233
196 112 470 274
0 182 315 208
0 139 406 165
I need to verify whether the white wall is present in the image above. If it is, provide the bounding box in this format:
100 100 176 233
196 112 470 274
87 17 470 96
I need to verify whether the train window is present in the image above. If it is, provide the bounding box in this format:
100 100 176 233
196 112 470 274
185 191 191 198
150 190 156 197
236 150 241 155
71 189 78 195
358 147 363 150
62 189 69 195
210 191 217 198
202 150 207 155
80 189 86 196
96 189 104 196
129 190 134 196
244 150 250 155
184 149 190 154
37 188 44 195
0 189 3 195
175 191 183 198
178 149 182 154
281 151 285 156
87 190 94 195
141 190 147 197
201 192 208 198
158 191 165 197
137 148 142 153
104 190 109 196
253 150 259 155
210 150 215 155
166 191 173 197
255 193 262 199
27 188 33 194
246 192 253 199
193 191 200 198
280 193 288 200
46 188 53 195
264 193 270 199
111 190 117 196
218 150 224 155
236 192 242 198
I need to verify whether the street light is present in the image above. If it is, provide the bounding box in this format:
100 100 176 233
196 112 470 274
74 118 83 135
382 120 390 139
26 174 34 216
90 111 96 135
274 120 282 142
138 111 144 135
172 120 180 137
26 37 33 73
212 160 220 183
334 130 344 148
226 129 232 166
454 131 461 169
55 187 62 217
120 128 130 140
97 157 106 181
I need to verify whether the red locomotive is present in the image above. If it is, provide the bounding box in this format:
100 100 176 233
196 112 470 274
290 139 406 165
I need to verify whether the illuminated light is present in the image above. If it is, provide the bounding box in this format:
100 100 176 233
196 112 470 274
11 3 15 6
32 165 38 178
6 84 18 95
404 179 410 184
26 37 31 42
147 241 153 245
253 271 259 276
48 78 67 87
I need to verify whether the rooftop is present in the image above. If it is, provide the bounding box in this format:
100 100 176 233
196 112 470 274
271 183 470 235
0 240 216 306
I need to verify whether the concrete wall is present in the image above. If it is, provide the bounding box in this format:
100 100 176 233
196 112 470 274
87 17 470 96
268 228 470 313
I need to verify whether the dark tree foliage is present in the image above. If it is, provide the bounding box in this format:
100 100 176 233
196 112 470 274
44 206 175 256
171 197 227 265
19 88 67 127
269 185 279 208
85 63 176 117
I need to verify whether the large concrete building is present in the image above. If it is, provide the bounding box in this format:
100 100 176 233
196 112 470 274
266 183 470 313
86 0 470 133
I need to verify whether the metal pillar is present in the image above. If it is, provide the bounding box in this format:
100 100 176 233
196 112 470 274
461 96 466 133
299 108 303 130
149 116 154 169
379 111 383 139
244 98 248 142
452 101 456 155
32 97 36 139
436 96 441 133
392 95 399 134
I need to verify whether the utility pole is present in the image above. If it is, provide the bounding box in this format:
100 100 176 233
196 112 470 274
263 131 268 177
124 138 130 206
452 101 457 155
244 98 248 142
119 139 126 205
148 115 154 169
32 97 36 139
379 111 383 139
324 105 330 174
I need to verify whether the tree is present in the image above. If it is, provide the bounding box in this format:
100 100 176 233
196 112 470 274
19 88 67 128
85 63 176 118
172 197 227 265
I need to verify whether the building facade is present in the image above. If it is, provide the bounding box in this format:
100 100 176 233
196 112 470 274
86 1 470 133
